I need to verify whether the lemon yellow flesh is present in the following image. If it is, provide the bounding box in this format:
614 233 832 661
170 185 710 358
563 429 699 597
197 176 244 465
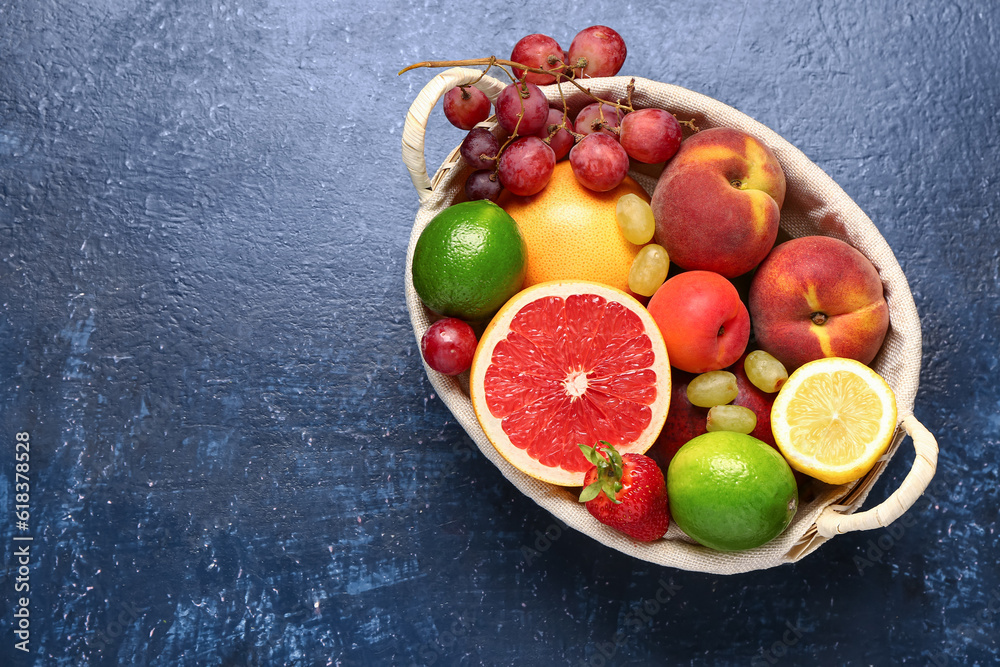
786 371 883 467
772 357 897 485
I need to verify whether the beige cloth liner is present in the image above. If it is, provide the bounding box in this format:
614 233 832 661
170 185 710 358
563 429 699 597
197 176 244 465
403 69 935 574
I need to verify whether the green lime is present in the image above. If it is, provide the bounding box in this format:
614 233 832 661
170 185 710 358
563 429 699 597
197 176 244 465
412 200 527 321
667 432 798 552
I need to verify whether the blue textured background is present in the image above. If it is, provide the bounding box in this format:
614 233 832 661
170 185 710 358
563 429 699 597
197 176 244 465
1 1 998 665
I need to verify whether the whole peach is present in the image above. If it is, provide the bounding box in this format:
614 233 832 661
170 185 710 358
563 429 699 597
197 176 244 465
748 235 890 370
646 270 750 373
651 127 786 278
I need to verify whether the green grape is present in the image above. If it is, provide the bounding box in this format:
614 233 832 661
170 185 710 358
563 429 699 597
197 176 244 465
744 349 789 393
615 193 656 245
628 244 670 296
686 371 738 408
706 405 757 434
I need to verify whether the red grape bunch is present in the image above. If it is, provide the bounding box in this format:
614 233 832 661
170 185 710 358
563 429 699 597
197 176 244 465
413 25 687 202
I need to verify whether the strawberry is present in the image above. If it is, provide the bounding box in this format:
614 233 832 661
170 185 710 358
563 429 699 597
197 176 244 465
578 441 670 542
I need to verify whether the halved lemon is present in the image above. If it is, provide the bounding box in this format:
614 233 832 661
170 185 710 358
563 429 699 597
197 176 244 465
771 357 897 485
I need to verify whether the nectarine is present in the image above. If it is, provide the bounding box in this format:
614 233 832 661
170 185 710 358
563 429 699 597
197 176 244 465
647 270 750 373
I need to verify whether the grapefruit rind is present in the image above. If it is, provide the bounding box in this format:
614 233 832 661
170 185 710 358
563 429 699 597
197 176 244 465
770 357 897 485
470 280 671 487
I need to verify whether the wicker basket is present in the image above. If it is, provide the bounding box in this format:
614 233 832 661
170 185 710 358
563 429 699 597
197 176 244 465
402 68 938 574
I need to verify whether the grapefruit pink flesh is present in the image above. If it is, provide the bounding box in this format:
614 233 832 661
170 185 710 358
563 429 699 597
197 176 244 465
482 294 658 472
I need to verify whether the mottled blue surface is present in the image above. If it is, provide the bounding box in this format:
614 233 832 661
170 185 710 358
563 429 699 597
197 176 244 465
1 0 998 665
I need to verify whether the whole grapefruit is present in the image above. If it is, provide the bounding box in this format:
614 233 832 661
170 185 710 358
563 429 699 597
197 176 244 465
497 161 648 293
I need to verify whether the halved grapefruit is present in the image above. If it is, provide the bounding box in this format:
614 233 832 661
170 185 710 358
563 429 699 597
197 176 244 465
470 280 671 486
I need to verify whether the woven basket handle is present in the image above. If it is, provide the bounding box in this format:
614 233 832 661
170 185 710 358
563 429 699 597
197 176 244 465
815 414 938 538
402 67 509 204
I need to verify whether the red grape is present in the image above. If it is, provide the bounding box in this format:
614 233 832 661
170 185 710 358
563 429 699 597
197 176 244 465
574 102 623 138
495 81 549 136
567 26 627 78
443 85 492 130
569 133 629 192
460 127 500 170
421 318 478 375
465 169 503 202
619 108 683 164
498 136 556 196
511 34 566 85
536 108 575 161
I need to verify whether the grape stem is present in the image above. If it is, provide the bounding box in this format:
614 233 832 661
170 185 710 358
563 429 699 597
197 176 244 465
399 57 636 115
401 57 591 177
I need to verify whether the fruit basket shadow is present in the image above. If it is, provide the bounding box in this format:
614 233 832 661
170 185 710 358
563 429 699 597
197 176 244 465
402 67 939 575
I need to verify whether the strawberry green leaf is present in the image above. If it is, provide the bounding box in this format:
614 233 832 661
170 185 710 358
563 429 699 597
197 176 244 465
578 441 626 504
578 443 606 468
578 480 604 503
